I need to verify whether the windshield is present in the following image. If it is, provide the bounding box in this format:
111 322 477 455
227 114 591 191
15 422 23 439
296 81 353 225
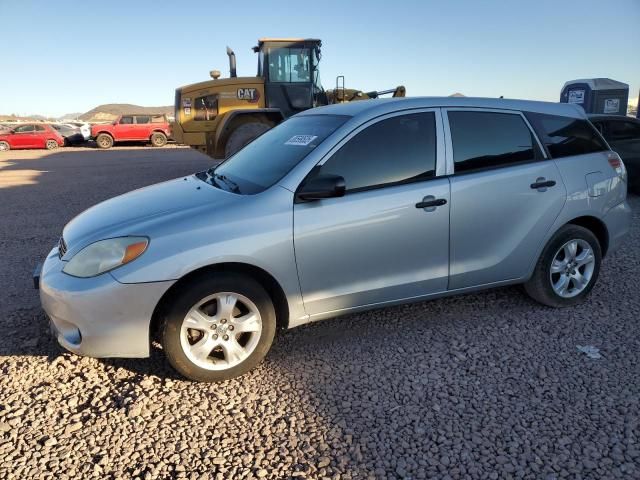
208 115 349 194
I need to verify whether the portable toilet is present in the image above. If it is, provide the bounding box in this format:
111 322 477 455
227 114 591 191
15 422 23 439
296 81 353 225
560 78 629 116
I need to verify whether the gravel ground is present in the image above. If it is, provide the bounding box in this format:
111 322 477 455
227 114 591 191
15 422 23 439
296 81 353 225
0 146 639 480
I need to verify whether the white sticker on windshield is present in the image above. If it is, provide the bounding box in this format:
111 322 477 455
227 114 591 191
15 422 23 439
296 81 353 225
285 135 318 146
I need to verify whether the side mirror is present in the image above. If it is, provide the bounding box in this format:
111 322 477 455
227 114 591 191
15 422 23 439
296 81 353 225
297 174 346 201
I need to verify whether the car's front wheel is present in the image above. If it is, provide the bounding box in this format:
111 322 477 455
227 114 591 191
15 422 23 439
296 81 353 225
525 224 601 307
0 141 9 152
162 273 276 382
96 133 114 149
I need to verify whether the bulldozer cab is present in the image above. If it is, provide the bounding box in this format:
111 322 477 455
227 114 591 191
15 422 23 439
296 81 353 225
255 38 326 117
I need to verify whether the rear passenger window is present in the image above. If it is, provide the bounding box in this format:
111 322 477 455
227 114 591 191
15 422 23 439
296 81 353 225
448 111 537 173
317 112 437 191
525 112 607 158
136 116 151 124
151 115 165 123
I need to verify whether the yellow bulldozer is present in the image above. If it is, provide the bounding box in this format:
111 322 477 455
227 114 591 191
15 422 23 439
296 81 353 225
172 38 406 159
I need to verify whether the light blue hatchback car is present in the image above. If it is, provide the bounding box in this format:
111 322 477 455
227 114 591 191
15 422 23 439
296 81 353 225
37 97 631 381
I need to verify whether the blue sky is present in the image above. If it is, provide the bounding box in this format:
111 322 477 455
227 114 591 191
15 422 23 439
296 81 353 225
1 0 638 117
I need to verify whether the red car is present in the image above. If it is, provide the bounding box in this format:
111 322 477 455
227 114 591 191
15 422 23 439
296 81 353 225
91 114 171 149
0 124 65 152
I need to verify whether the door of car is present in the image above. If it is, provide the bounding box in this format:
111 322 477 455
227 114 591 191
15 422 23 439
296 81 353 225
10 124 37 148
33 124 49 148
134 115 151 140
115 115 135 140
293 110 450 316
444 108 567 289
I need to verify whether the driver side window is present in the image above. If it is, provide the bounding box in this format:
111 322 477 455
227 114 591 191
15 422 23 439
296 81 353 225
315 112 437 192
14 125 35 133
119 116 134 125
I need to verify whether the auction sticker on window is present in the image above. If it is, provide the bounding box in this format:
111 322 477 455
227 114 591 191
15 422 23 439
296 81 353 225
285 135 318 146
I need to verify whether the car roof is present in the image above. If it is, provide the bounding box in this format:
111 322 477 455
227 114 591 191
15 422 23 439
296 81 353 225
298 97 588 120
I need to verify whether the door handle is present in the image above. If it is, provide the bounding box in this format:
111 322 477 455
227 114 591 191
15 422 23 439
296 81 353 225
530 179 556 189
415 198 447 209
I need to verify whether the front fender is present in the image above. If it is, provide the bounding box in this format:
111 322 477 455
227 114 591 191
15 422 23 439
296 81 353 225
108 185 308 327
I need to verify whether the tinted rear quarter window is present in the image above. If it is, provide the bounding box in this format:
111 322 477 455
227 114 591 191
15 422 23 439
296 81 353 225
318 112 437 191
448 111 537 173
525 112 608 158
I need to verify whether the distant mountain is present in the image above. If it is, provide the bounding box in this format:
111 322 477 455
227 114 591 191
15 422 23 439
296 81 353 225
0 104 173 123
58 112 84 121
79 104 173 122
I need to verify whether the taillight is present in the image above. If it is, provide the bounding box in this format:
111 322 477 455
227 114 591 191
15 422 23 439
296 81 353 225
607 152 626 179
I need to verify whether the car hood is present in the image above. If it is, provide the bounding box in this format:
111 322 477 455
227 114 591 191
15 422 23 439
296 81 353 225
62 175 240 254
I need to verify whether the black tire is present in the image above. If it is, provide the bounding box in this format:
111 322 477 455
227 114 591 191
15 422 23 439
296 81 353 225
524 224 602 308
162 272 276 382
96 133 114 149
150 131 167 147
45 139 59 150
224 122 271 158
0 141 9 152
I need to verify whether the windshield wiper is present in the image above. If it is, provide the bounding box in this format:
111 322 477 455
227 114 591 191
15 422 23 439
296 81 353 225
212 173 241 193
195 170 226 191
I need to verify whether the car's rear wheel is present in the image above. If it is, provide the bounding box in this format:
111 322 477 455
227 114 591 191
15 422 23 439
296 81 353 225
224 122 271 158
524 224 601 307
45 139 59 150
162 273 276 382
96 133 114 149
150 132 167 147
0 141 9 152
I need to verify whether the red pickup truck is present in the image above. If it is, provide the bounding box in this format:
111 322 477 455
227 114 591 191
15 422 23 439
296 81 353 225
92 114 171 149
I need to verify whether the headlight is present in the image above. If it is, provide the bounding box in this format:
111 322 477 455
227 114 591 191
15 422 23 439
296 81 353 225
62 237 148 278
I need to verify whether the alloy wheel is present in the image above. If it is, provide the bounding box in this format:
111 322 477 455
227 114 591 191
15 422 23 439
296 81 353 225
549 239 595 298
180 292 262 371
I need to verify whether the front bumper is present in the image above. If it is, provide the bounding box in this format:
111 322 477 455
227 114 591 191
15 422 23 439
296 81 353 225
38 247 175 358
